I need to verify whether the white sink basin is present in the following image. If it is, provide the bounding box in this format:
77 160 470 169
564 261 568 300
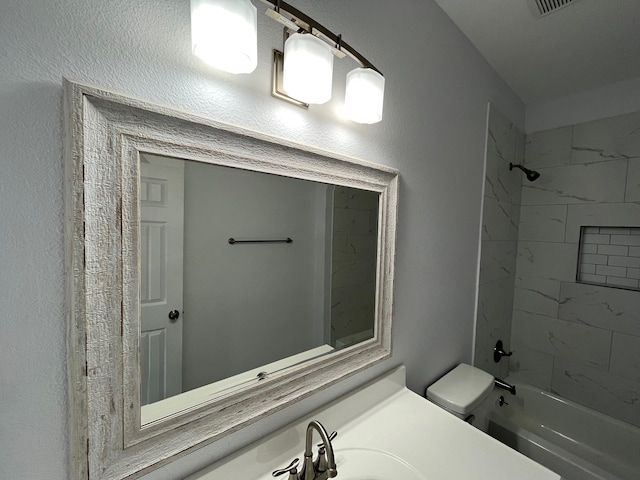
333 448 427 480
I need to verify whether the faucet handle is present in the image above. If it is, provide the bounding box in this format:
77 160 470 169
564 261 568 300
315 431 338 472
316 430 337 448
272 458 300 480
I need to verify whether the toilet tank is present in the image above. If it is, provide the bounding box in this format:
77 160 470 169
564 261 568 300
426 363 494 416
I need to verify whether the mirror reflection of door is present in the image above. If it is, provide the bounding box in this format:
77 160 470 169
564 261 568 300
139 154 184 405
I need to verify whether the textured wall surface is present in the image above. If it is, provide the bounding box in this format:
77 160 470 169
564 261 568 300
474 105 524 378
509 110 640 427
0 0 523 478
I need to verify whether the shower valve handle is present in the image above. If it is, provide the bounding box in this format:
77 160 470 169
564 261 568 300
493 340 513 363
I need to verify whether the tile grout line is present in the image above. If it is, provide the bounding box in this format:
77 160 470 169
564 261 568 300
564 128 573 243
569 124 575 165
623 156 630 202
607 332 614 373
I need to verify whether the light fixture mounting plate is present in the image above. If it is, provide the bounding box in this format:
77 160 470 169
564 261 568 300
271 49 309 109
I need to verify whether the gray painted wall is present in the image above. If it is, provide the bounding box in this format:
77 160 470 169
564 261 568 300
182 162 326 391
0 0 523 478
526 75 640 134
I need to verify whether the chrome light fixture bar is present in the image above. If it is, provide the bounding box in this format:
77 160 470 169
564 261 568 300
258 0 381 73
259 0 385 123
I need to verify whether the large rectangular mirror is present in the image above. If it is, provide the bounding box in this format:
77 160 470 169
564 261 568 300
65 80 398 479
139 153 380 425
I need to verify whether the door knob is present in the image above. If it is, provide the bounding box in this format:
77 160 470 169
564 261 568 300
168 310 180 322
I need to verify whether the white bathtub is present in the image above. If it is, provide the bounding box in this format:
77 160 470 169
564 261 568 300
487 379 640 480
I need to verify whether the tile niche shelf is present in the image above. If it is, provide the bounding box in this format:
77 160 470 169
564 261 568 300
577 226 640 291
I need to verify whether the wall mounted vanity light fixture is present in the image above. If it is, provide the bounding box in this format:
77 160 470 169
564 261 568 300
345 67 385 124
191 0 385 124
191 0 258 74
282 32 334 105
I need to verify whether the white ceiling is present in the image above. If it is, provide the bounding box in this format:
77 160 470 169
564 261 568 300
433 0 640 105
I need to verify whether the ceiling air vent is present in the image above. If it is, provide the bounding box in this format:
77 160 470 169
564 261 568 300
528 0 582 18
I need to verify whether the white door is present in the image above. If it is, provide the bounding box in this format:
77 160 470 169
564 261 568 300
139 153 185 405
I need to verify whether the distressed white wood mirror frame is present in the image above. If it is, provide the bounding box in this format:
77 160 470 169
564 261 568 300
64 79 398 479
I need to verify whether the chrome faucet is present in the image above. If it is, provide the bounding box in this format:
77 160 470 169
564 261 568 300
272 420 337 480
301 421 337 480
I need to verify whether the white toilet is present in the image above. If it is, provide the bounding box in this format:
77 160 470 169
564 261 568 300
426 363 496 432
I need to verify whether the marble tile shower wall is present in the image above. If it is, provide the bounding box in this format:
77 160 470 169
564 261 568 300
475 106 524 379
509 110 640 428
330 187 378 346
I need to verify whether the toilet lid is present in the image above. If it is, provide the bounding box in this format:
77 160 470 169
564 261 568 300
426 363 494 415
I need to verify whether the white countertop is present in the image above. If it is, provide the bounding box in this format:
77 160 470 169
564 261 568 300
187 365 560 480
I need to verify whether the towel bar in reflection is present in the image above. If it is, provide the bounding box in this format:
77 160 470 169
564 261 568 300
228 237 293 245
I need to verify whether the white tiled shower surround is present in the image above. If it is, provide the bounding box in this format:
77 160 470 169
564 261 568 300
330 187 378 346
578 226 640 290
507 110 640 427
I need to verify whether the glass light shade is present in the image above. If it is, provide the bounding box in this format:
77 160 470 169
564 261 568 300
283 33 334 104
345 68 385 124
191 0 257 74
